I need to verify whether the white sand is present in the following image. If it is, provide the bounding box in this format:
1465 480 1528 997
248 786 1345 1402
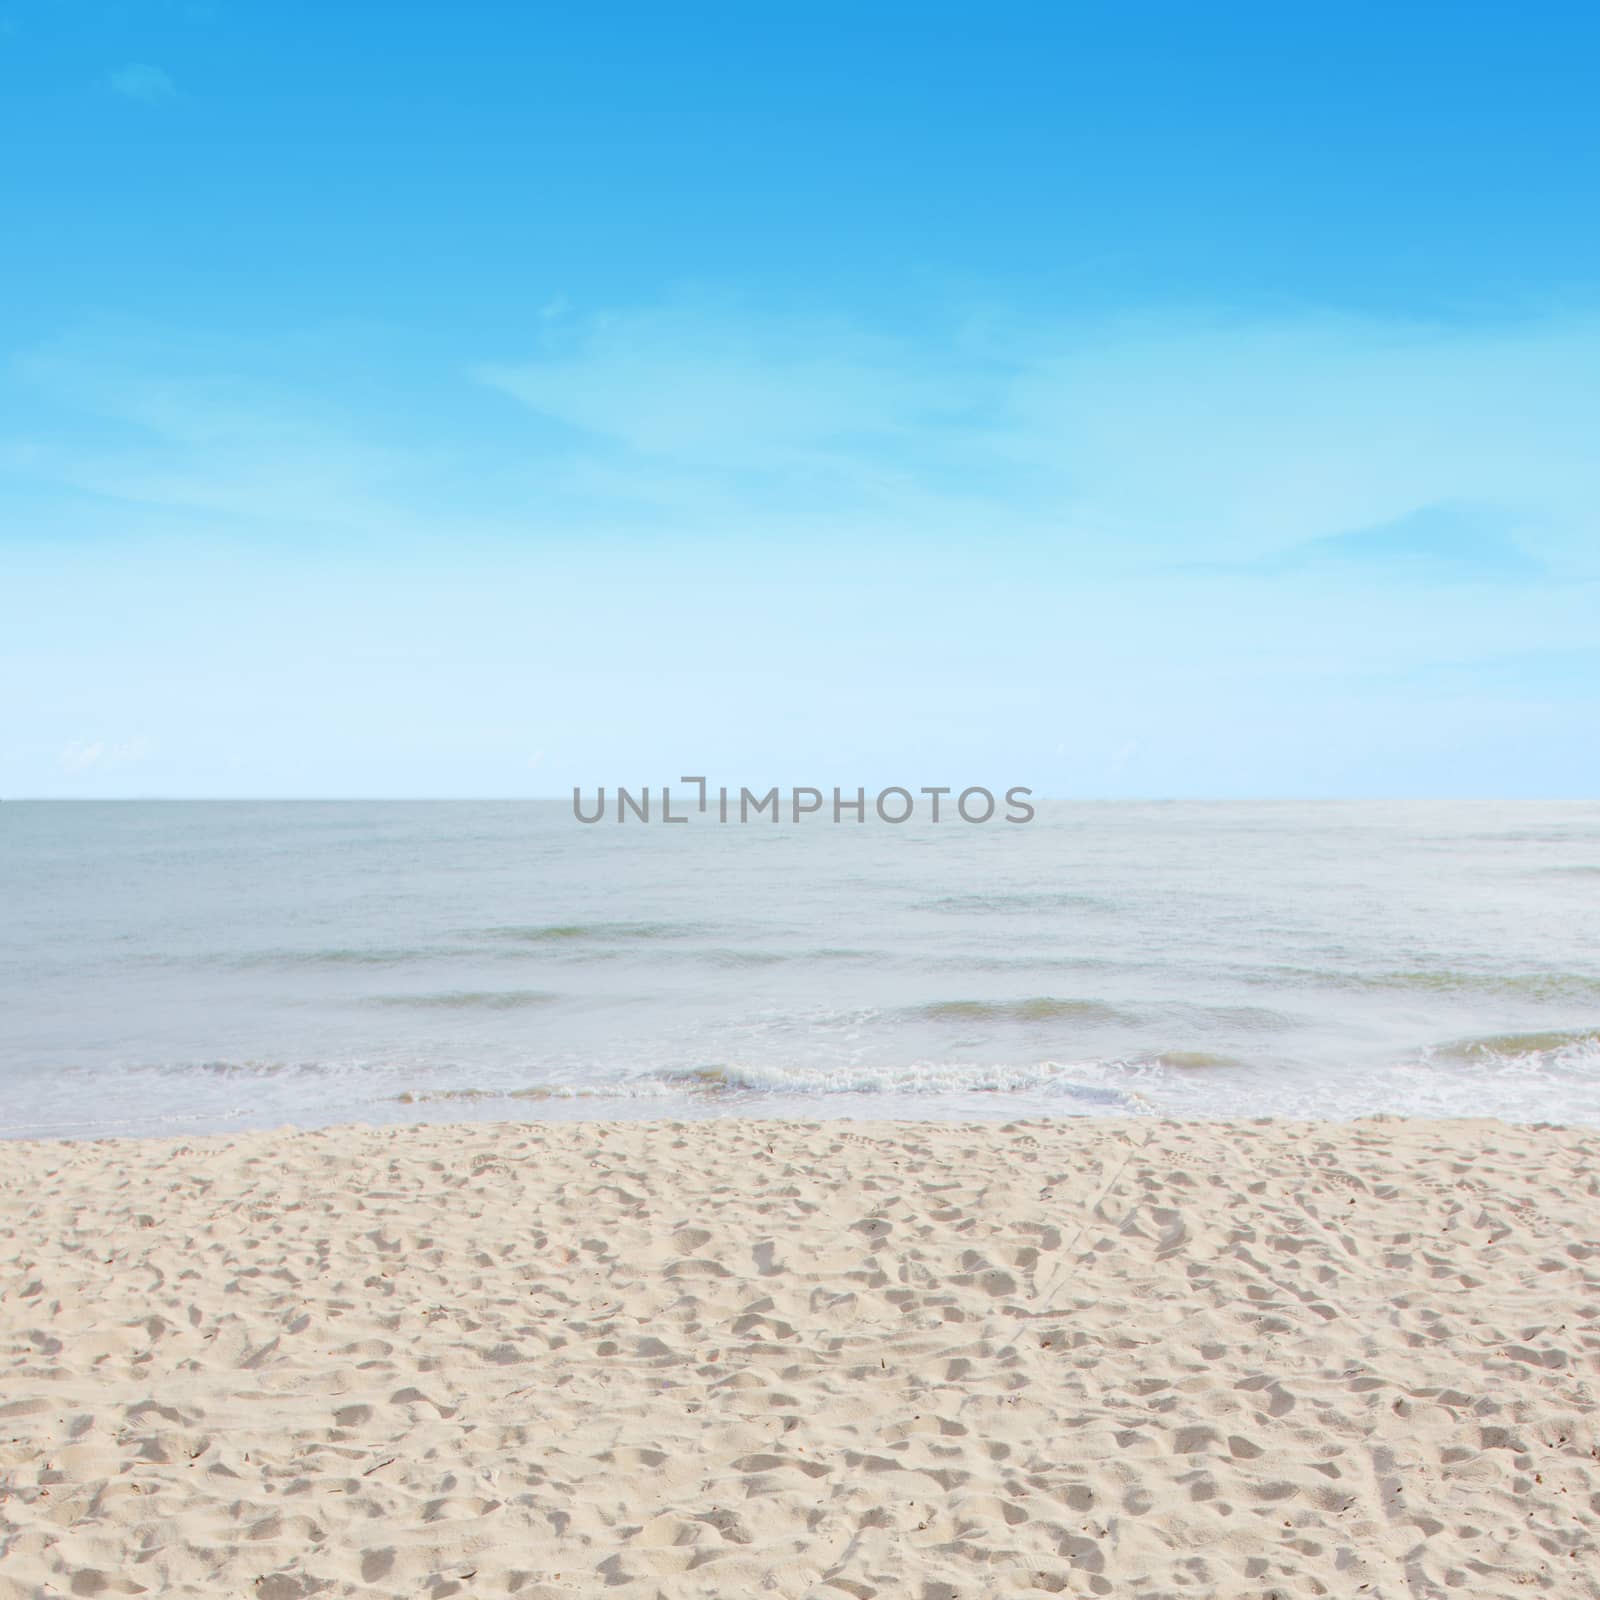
2 1117 1597 1597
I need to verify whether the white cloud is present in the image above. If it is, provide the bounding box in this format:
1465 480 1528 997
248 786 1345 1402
109 63 176 103
59 738 151 776
481 325 931 463
17 302 1600 578
59 740 105 775
472 300 1600 574
9 330 423 539
7 298 1600 796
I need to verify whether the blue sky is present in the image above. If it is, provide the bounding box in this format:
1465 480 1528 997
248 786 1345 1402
3 1 1598 797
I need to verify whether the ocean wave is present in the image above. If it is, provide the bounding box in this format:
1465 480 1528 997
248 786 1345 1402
1151 1050 1242 1070
395 1082 684 1104
647 946 895 968
673 1060 1141 1100
127 1058 340 1078
1435 1028 1600 1064
482 922 708 944
1162 1003 1294 1033
369 990 560 1011
913 997 1130 1025
1246 966 1600 1002
226 946 460 969
914 892 1118 915
941 954 1130 973
393 1058 1159 1106
1365 972 1600 1002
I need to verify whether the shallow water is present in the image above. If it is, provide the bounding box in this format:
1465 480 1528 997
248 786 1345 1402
3 799 1599 1136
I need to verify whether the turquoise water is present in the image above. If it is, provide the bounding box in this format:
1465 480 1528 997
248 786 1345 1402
3 800 1599 1136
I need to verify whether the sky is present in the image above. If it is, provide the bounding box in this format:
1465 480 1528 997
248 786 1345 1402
3 1 1598 798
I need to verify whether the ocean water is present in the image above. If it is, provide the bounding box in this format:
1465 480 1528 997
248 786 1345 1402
2 799 1599 1138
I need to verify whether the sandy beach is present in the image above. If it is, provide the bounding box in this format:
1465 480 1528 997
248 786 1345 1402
2 1117 1597 1597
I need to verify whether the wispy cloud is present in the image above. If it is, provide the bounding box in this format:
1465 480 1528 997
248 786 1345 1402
1186 503 1546 583
473 301 1600 573
473 304 979 537
1287 505 1543 579
59 737 152 776
7 328 427 541
1386 646 1600 701
9 301 1600 591
109 63 176 103
477 312 946 468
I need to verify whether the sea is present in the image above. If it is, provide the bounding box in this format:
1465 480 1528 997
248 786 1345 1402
3 800 1599 1138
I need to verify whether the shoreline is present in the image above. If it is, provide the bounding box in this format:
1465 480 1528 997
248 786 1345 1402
8 1095 1600 1146
4 1117 1597 1595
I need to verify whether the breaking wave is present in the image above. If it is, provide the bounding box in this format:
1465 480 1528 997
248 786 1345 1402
1434 1028 1600 1065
